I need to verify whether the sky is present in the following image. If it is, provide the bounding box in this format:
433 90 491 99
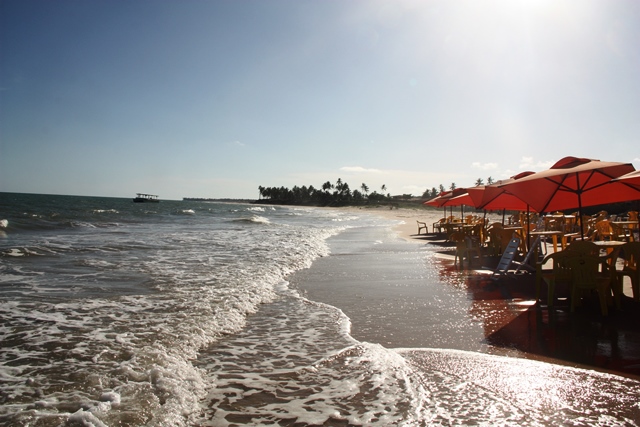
1 0 639 200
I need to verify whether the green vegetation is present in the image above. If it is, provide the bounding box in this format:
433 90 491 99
259 175 500 207
257 180 414 207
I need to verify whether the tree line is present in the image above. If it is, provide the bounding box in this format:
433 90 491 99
257 179 408 206
258 176 497 206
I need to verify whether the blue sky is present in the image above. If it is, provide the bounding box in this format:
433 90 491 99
1 0 639 200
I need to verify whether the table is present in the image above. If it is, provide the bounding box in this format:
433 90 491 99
530 230 564 253
444 223 475 234
593 240 626 254
594 240 626 268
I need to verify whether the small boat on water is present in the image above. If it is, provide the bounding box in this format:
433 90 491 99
133 193 159 203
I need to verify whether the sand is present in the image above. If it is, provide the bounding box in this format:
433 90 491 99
290 205 640 380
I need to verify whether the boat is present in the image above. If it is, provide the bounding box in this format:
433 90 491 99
133 193 159 203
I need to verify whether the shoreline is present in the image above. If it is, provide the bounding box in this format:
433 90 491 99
295 205 640 381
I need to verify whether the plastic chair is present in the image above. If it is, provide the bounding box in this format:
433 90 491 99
450 232 482 269
617 242 640 301
595 220 614 241
610 222 631 242
536 250 574 307
486 223 503 256
432 218 446 233
568 253 613 315
417 221 428 235
566 240 599 256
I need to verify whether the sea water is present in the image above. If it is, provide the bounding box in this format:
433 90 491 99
1 193 639 426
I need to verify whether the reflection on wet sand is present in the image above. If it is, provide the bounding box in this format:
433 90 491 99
432 240 640 380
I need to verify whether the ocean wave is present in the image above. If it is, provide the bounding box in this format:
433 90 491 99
232 215 270 224
1 247 45 257
247 206 275 212
331 215 360 222
0 219 8 228
92 209 119 214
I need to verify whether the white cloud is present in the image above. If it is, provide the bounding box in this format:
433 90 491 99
471 162 498 171
518 157 554 171
339 166 384 174
230 140 245 147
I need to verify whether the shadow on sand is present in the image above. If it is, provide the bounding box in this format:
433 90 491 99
420 231 640 380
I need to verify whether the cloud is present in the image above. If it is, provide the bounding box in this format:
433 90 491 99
518 157 554 171
339 166 384 174
229 140 245 147
471 162 498 171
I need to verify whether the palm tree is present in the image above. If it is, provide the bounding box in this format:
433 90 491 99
450 183 456 190
487 176 494 185
361 183 369 197
475 178 484 186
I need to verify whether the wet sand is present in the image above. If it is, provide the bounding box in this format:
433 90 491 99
291 206 640 380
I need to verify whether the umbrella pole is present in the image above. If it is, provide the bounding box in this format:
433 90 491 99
578 192 584 240
526 206 531 252
502 208 505 225
576 174 585 240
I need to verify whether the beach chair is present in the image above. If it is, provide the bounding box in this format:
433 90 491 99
489 237 520 278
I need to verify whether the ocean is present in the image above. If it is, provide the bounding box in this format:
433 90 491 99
1 192 639 426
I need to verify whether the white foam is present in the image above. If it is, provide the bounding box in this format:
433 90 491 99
68 409 109 427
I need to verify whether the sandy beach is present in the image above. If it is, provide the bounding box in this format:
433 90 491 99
291 205 640 380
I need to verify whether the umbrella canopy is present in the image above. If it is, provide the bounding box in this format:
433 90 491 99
441 190 474 220
424 189 465 207
468 171 537 212
441 191 474 207
612 170 640 193
424 191 449 207
499 156 636 238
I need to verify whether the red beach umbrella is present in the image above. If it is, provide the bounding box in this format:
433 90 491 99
441 190 475 220
424 191 453 219
442 191 474 208
612 170 640 193
468 171 537 212
424 191 452 207
424 189 467 218
499 157 636 238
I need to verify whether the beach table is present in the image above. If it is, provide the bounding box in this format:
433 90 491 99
594 240 625 255
444 223 474 235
